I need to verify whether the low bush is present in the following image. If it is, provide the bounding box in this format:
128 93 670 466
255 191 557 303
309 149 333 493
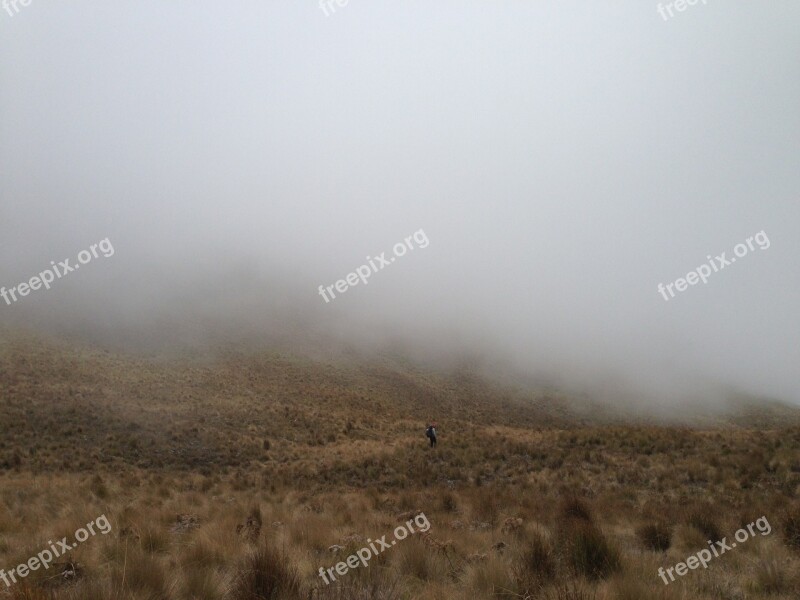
636 522 672 552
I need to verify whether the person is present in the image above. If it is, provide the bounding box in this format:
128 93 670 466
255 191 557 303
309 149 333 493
425 423 437 448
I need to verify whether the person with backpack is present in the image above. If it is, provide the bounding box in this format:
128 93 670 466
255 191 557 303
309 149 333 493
425 423 437 448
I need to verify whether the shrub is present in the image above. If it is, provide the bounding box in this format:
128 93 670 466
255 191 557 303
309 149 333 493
783 508 800 551
687 510 721 542
89 474 109 499
514 531 557 592
247 504 263 529
636 522 672 552
560 497 593 524
231 542 301 600
440 491 458 513
563 522 621 580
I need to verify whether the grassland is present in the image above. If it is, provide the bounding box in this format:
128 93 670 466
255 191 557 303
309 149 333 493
1 333 799 599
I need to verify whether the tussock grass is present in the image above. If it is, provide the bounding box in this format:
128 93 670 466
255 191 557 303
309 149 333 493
782 507 800 551
230 542 301 600
1 337 800 598
636 522 672 552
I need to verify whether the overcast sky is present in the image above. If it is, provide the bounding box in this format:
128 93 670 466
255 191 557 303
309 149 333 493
1 1 798 406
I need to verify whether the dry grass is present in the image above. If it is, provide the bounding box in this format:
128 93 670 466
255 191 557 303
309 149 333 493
636 522 672 552
1 335 800 598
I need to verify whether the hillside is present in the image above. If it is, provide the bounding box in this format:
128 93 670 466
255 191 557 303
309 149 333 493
1 334 800 599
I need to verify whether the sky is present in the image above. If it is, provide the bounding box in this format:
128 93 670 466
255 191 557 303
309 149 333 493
1 1 798 407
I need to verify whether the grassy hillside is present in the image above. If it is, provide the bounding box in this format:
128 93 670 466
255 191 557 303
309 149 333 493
1 334 800 599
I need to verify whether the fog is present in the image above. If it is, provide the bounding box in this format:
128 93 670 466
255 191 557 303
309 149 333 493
1 1 798 408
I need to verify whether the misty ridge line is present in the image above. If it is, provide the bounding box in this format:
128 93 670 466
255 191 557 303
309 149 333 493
1 238 115 307
657 230 770 302
318 229 429 303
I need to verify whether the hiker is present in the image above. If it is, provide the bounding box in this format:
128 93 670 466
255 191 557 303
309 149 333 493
425 423 437 448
